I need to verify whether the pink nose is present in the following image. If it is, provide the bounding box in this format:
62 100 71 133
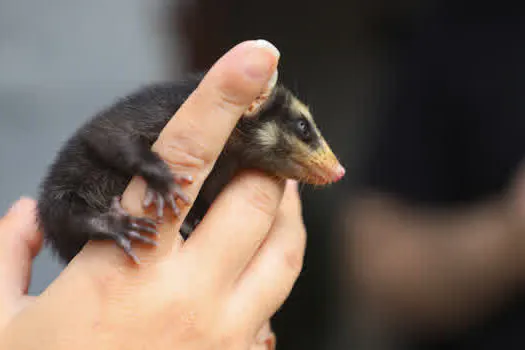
332 164 346 182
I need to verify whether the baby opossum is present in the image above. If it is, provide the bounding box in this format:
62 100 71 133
37 74 345 264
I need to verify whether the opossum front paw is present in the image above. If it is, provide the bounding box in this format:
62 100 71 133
107 196 159 264
142 173 193 222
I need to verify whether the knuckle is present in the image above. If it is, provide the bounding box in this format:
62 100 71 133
215 89 249 115
156 132 214 173
166 298 211 341
276 213 307 273
173 307 202 336
215 331 238 349
213 71 261 112
166 301 247 349
282 244 305 274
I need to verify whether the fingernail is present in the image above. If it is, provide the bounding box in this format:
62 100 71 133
242 40 280 117
265 69 278 93
243 40 280 81
253 39 280 60
253 40 280 90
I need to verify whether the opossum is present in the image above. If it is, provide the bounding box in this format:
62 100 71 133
37 75 345 264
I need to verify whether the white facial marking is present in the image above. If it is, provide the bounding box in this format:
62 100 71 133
256 122 280 148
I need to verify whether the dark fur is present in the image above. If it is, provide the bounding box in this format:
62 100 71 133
38 75 320 263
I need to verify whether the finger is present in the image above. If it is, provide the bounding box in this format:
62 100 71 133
119 40 280 259
155 39 280 183
183 171 285 287
0 198 43 316
228 180 306 325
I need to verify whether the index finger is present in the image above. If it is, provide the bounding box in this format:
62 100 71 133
119 40 280 260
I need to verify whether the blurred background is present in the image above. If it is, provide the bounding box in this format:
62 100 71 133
2 0 525 349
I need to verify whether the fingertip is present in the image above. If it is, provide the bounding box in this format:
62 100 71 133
286 179 299 192
1 197 43 258
198 40 280 112
5 197 36 218
252 39 280 60
230 39 280 74
16 198 43 258
0 198 42 299
281 180 302 216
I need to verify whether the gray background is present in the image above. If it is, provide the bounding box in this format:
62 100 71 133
0 0 185 294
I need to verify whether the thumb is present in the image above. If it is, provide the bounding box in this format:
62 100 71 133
0 198 43 305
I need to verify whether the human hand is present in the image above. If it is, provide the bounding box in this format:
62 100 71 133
504 163 525 280
0 40 306 350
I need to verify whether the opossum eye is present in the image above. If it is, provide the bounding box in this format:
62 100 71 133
295 118 311 140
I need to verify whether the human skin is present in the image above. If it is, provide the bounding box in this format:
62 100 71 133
0 40 306 350
345 164 525 336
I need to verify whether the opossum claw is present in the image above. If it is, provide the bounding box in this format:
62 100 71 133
101 197 160 264
142 173 193 222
